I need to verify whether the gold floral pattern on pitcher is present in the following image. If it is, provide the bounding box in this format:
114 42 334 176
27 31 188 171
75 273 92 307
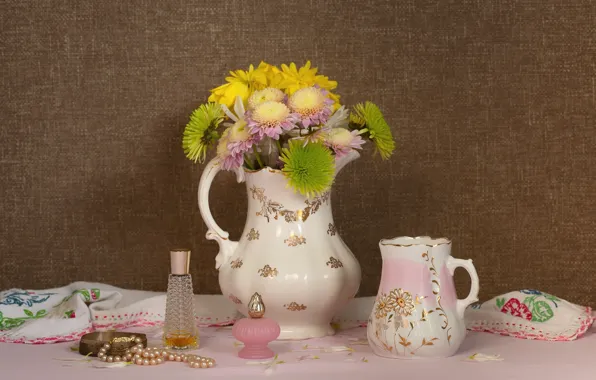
369 287 439 356
326 257 343 268
284 302 307 311
230 258 243 269
327 223 337 236
422 251 452 344
258 264 278 278
284 234 306 247
249 186 330 223
246 228 259 241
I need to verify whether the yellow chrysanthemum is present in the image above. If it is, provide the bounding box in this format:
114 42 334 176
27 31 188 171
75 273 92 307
327 91 342 111
280 61 338 95
208 64 268 108
258 61 290 89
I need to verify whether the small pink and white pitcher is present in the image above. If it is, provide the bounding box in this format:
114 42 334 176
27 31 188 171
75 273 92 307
367 236 479 358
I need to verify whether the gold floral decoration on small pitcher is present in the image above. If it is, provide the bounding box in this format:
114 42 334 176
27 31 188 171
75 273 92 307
369 287 440 357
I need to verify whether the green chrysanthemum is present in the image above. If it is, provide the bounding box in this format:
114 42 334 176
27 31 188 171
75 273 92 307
280 140 335 198
349 101 395 160
182 103 225 163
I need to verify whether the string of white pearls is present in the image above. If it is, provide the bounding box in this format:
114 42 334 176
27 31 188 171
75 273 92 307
97 336 144 363
96 335 215 368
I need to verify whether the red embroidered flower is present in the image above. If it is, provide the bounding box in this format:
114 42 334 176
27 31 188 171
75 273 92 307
501 298 532 321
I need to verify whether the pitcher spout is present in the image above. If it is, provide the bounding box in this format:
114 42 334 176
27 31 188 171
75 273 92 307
335 150 360 176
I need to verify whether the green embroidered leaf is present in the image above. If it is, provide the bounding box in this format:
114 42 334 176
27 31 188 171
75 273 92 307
531 300 554 322
24 309 33 317
523 296 536 307
1 318 26 329
78 290 91 302
91 289 100 301
387 313 393 322
496 298 505 308
36 309 47 318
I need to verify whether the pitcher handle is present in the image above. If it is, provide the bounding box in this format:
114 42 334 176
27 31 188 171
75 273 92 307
198 158 243 269
446 257 480 319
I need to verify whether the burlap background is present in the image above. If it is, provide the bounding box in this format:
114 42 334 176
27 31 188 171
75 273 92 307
1 0 594 306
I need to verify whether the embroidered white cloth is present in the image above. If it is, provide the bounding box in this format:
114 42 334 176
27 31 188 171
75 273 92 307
464 290 594 341
0 284 593 344
0 282 239 344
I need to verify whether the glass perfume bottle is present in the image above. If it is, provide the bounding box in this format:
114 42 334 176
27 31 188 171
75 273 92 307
163 249 199 350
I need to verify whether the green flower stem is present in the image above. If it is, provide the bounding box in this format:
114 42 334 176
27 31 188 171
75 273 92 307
244 156 255 170
253 147 264 168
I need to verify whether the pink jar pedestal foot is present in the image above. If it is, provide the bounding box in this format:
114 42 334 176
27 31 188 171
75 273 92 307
232 317 280 359
238 344 275 359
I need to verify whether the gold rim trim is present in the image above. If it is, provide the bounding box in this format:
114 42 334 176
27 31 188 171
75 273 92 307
380 236 452 247
243 166 283 174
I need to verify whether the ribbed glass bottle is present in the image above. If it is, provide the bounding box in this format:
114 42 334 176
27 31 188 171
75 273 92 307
163 249 199 350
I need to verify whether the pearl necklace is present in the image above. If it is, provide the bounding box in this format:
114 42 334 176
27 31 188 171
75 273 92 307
97 335 215 368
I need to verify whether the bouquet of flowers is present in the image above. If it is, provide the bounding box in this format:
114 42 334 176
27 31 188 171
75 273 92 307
183 61 395 197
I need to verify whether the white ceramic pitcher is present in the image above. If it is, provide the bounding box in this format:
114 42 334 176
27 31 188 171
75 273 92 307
198 151 362 340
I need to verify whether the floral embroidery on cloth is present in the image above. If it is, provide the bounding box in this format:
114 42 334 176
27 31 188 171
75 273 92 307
0 282 239 344
465 290 593 341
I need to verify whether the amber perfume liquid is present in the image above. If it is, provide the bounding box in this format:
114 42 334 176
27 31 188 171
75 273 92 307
163 273 199 350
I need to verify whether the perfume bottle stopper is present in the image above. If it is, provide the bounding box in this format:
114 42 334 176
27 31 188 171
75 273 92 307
232 292 280 359
248 292 265 318
170 249 191 275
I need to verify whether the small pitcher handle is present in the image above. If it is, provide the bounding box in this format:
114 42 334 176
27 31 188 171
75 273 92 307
198 158 242 269
446 257 480 319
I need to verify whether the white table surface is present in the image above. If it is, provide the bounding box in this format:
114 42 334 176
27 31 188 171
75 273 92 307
1 322 595 380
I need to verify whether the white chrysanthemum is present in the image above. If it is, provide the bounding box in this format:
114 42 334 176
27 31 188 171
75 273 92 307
248 87 285 109
229 119 251 142
288 86 334 128
288 87 327 116
247 101 298 139
252 101 291 125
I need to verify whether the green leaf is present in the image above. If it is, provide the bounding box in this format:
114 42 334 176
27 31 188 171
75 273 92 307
531 301 554 322
78 290 91 302
523 296 536 307
36 309 47 318
496 298 505 308
24 309 33 317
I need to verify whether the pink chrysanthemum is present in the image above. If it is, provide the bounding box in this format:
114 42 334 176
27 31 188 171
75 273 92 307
288 86 334 128
324 128 365 158
246 101 299 140
226 119 259 155
216 129 245 171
